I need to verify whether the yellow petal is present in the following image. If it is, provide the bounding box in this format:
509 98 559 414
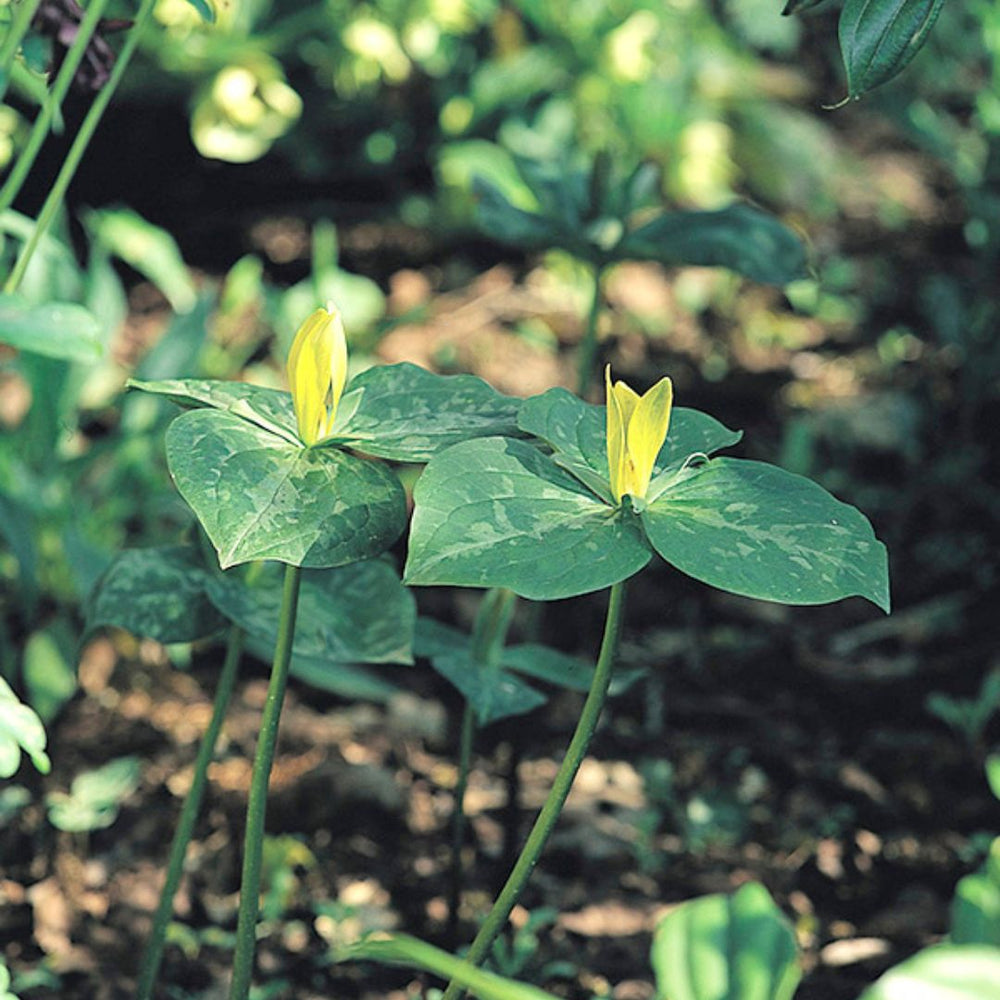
625 376 673 499
287 306 345 446
605 366 628 502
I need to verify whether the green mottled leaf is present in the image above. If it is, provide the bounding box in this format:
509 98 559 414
499 643 645 696
432 652 546 725
85 545 227 643
46 756 141 832
0 293 104 362
951 838 1000 947
330 363 522 461
206 559 415 665
652 882 801 1000
166 409 406 569
858 945 1000 1000
472 176 566 251
518 388 742 499
642 458 890 611
405 437 650 600
413 617 469 659
22 624 77 723
128 378 300 444
0 676 50 777
618 203 807 285
839 0 945 98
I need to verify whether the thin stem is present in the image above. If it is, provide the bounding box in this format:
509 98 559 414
136 627 245 1000
447 700 475 947
229 564 302 1000
440 580 627 1000
0 0 43 105
0 0 112 218
4 0 159 294
447 588 517 944
575 263 605 398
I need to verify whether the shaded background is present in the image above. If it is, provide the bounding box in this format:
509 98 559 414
1 1 999 997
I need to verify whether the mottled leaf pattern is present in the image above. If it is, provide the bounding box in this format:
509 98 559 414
857 945 1000 1000
166 409 406 569
0 294 104 362
85 545 227 642
518 388 742 493
432 652 547 725
205 559 415 665
330 363 522 461
405 436 651 600
642 458 890 611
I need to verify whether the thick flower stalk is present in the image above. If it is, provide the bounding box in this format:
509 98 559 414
605 365 673 502
287 305 347 446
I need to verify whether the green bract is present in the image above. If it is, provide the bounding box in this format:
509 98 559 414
129 362 521 569
405 386 890 611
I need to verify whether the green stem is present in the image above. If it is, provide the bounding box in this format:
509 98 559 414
0 0 43 105
575 263 605 398
136 627 245 1000
440 580 627 1000
229 564 302 1000
447 700 475 946
4 0 158 294
448 588 517 944
0 0 112 219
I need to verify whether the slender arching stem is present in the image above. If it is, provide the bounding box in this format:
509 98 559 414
439 580 627 1000
0 0 43 106
136 626 245 1000
228 564 302 1000
575 262 606 398
4 0 159 293
0 0 112 218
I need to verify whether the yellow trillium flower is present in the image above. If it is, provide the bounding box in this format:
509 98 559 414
605 365 673 503
287 306 348 446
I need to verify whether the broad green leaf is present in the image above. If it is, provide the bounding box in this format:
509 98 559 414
518 388 742 495
128 378 300 444
618 203 807 286
338 932 560 1000
987 756 1000 802
643 458 890 611
0 293 103 362
951 838 1000 947
651 882 801 1000
22 625 77 724
472 177 562 251
405 437 650 600
0 676 50 777
839 0 945 98
85 546 227 643
331 363 523 462
857 945 1000 1000
87 207 197 313
205 559 415 665
413 617 469 659
166 409 406 569
432 652 547 725
0 491 37 602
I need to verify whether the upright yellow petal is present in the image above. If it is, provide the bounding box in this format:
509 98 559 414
606 366 628 502
287 306 347 446
625 376 672 499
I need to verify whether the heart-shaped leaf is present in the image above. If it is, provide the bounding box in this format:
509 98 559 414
839 0 945 99
404 436 650 600
0 293 104 362
432 652 547 725
642 458 890 611
166 409 406 569
85 545 228 643
205 559 415 665
618 203 807 286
